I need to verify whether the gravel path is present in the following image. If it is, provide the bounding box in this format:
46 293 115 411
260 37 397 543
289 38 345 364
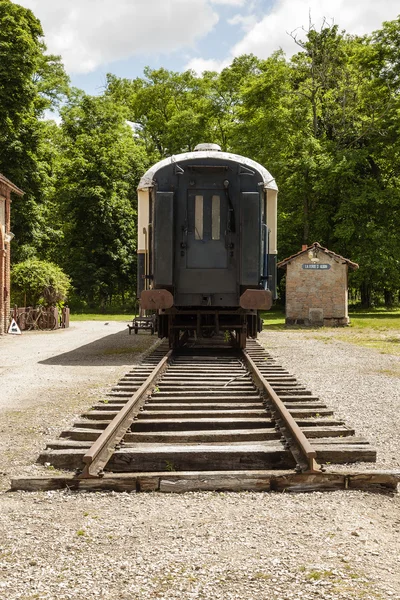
0 323 399 599
0 321 154 413
0 321 156 486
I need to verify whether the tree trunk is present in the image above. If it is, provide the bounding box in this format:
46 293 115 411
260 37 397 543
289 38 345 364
384 289 394 307
303 194 309 245
360 283 372 308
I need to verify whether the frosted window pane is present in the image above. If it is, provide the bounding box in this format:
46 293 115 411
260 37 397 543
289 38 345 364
0 199 5 228
195 195 203 240
212 195 220 240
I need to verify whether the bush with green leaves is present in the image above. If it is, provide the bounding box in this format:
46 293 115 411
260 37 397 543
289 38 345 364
11 259 71 307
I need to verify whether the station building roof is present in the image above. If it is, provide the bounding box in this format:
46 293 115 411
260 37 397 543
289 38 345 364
278 242 359 270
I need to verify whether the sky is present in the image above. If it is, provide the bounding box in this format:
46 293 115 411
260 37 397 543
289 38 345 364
14 0 400 96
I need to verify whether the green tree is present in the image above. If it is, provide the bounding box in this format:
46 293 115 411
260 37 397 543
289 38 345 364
235 22 400 305
106 68 211 157
0 0 69 262
56 92 148 307
106 57 262 156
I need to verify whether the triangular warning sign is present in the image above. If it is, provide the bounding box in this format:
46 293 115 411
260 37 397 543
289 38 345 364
8 318 22 335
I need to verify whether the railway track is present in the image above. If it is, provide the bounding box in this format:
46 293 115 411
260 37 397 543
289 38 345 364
12 339 400 493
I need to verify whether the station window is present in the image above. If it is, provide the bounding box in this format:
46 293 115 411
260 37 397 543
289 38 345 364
211 195 220 240
194 195 203 240
0 198 5 228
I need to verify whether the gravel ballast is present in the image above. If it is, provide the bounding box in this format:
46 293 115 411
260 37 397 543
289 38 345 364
258 329 400 471
0 323 399 599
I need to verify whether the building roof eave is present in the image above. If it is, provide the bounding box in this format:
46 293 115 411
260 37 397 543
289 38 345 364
0 173 24 196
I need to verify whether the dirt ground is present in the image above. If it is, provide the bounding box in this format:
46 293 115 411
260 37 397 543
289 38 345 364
0 322 399 600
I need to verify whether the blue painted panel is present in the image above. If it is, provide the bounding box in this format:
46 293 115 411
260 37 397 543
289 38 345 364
240 192 261 285
154 192 174 287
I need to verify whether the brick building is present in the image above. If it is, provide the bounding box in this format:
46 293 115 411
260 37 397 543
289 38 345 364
278 242 358 326
0 173 23 334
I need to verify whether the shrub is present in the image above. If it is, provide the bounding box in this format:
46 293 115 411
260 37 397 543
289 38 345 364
11 259 72 307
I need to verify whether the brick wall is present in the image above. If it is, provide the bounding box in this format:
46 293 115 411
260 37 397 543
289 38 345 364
0 187 9 335
5 187 11 334
0 221 4 335
285 252 349 326
0 175 23 334
0 182 13 334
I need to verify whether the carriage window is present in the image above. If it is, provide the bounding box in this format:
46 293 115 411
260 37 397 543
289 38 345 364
194 195 203 240
211 195 220 240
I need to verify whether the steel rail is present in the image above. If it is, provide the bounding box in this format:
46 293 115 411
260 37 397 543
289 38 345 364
242 349 320 473
79 349 173 478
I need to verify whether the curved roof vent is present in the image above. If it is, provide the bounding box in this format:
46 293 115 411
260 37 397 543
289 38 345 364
194 143 221 152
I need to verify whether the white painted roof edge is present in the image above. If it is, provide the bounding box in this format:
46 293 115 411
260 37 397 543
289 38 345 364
137 150 278 191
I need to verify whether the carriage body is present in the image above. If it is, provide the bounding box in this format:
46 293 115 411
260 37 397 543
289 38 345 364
137 144 278 347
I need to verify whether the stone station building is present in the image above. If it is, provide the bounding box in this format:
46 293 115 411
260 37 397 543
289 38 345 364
278 242 358 327
0 173 23 334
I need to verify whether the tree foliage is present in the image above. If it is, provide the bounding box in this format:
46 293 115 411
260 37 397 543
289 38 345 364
0 0 69 262
55 93 148 307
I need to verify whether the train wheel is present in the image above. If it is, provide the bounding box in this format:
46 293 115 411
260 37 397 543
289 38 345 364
173 330 180 348
234 329 241 348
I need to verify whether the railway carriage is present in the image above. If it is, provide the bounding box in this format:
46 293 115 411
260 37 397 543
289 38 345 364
137 143 278 348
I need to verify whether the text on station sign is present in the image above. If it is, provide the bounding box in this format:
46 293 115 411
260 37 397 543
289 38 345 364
302 263 331 270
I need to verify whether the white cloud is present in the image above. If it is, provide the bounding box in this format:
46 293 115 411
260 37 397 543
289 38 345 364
232 0 400 59
185 0 400 74
210 0 246 5
185 57 230 75
193 0 400 77
14 0 400 79
16 0 219 74
228 13 258 31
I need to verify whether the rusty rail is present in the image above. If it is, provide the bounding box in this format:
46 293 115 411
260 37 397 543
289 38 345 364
242 349 320 473
80 349 173 478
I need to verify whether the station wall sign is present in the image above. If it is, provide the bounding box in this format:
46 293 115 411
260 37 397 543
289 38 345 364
302 263 331 270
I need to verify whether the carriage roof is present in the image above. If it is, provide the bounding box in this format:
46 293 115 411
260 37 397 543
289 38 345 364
137 149 278 192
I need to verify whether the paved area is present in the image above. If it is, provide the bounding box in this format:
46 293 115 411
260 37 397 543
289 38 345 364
0 321 154 412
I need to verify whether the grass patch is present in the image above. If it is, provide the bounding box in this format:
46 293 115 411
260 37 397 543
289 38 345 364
70 313 133 322
349 308 400 330
261 306 400 331
333 332 400 355
306 569 335 581
261 306 400 355
260 307 286 330
76 529 86 536
336 308 400 355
